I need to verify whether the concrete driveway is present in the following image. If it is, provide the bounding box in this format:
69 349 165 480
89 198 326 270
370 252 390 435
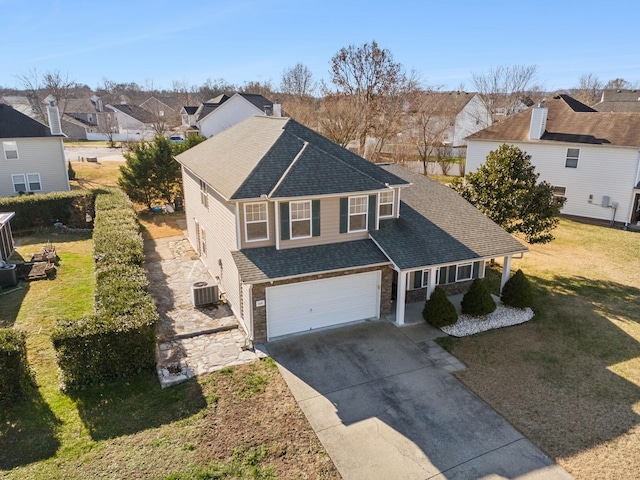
266 321 572 480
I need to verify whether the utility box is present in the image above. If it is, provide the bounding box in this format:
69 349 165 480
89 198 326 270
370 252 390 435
601 196 610 207
0 263 18 287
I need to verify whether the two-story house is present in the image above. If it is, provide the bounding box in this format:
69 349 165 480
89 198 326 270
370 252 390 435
466 94 640 226
176 116 526 343
0 104 69 198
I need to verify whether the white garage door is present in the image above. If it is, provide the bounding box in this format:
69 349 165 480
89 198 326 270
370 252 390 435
266 271 381 340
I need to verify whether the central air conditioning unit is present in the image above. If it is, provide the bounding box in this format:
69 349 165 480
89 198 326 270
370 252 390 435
191 280 218 307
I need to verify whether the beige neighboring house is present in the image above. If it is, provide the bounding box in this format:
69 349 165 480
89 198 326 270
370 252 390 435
175 115 526 344
466 94 640 226
593 88 640 112
0 103 69 198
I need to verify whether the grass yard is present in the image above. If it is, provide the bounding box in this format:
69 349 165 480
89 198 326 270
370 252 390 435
447 218 640 479
70 160 124 190
0 229 338 479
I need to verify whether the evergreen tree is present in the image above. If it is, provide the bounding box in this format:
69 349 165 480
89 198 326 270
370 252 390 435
461 278 496 316
452 144 564 244
501 269 533 308
422 287 458 327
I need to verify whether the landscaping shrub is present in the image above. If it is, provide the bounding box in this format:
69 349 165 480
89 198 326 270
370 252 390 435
422 286 458 327
500 269 533 308
0 190 95 230
0 329 35 403
461 278 496 316
52 189 158 390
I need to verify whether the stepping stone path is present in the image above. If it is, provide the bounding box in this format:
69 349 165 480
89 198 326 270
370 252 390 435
145 232 266 388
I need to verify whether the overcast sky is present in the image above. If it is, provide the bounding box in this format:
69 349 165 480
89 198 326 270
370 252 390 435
1 0 638 92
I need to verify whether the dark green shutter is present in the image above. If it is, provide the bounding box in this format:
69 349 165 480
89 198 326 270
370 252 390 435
413 271 423 289
449 265 457 283
368 195 377 231
312 200 320 237
472 261 480 279
339 197 348 233
280 202 290 241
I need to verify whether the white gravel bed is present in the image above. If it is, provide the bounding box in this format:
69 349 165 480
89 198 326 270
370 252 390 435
441 304 534 337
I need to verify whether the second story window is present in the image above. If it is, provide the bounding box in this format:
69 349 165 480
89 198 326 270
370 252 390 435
245 202 269 242
199 179 208 208
290 200 311 239
565 148 579 168
379 190 394 218
349 196 368 232
3 141 18 160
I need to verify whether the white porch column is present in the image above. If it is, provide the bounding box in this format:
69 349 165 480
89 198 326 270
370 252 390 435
395 270 407 326
501 255 512 291
427 267 437 298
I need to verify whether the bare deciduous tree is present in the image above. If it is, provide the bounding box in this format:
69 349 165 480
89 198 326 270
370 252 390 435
16 69 78 124
471 64 540 126
281 63 316 98
318 94 363 148
570 73 603 106
605 78 635 89
326 40 419 159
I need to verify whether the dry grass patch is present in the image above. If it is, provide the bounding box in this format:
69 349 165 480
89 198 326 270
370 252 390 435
138 210 185 240
70 161 124 189
448 219 640 479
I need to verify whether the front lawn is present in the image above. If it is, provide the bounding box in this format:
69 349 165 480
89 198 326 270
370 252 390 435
448 218 640 479
0 230 338 479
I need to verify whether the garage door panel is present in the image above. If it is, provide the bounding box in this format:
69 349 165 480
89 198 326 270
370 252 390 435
266 271 380 339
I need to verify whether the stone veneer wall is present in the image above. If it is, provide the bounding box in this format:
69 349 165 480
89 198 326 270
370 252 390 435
251 265 393 343
405 279 474 303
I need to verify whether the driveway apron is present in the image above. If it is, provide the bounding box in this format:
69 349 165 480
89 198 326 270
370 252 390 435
267 321 572 480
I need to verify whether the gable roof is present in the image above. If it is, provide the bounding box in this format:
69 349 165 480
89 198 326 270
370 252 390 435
0 104 53 138
467 94 640 146
237 93 273 112
175 116 408 201
593 89 640 113
371 165 527 269
182 106 198 115
109 103 157 124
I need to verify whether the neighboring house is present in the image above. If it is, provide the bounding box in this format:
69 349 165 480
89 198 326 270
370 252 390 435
61 96 118 140
196 93 276 138
176 116 526 343
593 89 640 113
108 103 157 140
0 212 15 262
140 96 181 130
466 94 640 226
0 104 69 197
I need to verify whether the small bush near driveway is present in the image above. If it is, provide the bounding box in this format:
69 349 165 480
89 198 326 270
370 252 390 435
423 286 458 327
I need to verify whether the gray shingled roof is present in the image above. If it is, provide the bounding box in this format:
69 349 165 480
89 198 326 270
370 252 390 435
371 164 527 270
0 104 52 138
176 115 408 201
109 103 157 124
467 94 640 146
238 93 272 111
232 239 390 283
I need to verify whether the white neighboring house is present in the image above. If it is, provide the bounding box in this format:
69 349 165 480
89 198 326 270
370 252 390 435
0 103 69 198
197 93 276 138
466 94 640 226
107 103 157 141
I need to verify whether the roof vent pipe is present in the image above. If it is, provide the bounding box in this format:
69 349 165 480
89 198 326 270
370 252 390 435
529 104 548 140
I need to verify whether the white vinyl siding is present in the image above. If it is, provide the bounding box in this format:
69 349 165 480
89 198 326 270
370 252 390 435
182 167 244 333
0 138 69 197
467 139 639 223
266 271 380 339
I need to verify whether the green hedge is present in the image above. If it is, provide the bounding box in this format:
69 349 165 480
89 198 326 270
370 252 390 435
423 286 458 328
52 189 158 390
0 329 35 403
0 190 95 231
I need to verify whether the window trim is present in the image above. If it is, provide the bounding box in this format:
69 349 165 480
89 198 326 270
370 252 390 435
289 200 312 239
11 174 26 193
199 178 208 208
244 202 269 243
456 262 473 281
348 195 369 233
421 269 430 288
3 141 18 160
565 148 579 168
26 173 41 192
378 190 395 219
